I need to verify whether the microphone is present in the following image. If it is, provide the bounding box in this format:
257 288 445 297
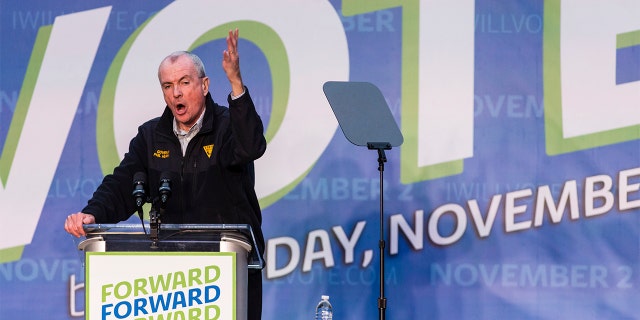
159 172 172 204
132 172 147 207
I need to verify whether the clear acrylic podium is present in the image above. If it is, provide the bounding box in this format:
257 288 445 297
78 223 263 320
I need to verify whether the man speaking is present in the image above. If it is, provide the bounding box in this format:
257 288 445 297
64 29 266 320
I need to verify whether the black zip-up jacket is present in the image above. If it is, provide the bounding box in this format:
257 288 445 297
83 88 267 255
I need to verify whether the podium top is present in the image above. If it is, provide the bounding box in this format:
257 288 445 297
81 223 263 269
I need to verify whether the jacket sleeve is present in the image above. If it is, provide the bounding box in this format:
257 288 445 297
226 86 267 166
81 126 149 223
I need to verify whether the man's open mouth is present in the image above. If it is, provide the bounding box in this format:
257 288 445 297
175 103 187 113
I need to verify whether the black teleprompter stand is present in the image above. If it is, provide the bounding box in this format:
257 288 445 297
323 81 403 320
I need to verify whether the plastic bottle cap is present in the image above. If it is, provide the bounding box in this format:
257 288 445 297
322 295 330 300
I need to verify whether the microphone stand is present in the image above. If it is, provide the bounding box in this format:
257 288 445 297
149 198 162 249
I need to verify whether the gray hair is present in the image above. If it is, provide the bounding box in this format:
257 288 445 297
158 51 206 79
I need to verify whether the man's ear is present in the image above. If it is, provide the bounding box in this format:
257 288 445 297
202 76 210 95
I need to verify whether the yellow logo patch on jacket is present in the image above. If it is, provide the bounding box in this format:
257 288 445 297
203 144 214 158
153 149 170 159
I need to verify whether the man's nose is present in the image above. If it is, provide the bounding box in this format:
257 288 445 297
173 86 182 97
